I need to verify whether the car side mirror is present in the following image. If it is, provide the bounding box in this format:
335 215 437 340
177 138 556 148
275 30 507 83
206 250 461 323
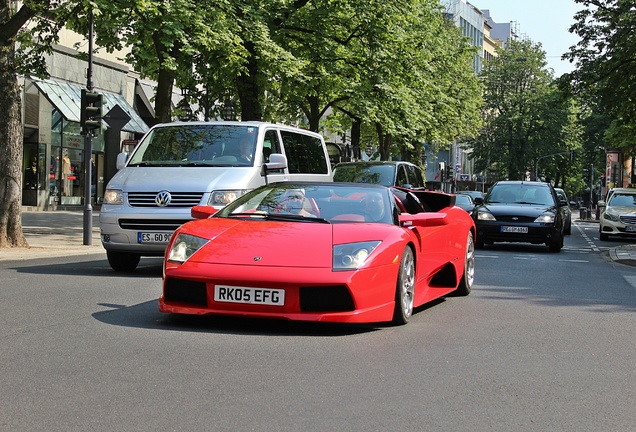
191 205 217 219
116 152 128 170
597 200 606 208
473 197 484 204
261 153 288 185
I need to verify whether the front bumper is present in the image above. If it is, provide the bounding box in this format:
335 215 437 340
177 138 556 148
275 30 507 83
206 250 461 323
476 221 560 244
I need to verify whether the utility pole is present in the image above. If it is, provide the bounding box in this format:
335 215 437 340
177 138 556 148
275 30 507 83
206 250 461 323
82 9 96 245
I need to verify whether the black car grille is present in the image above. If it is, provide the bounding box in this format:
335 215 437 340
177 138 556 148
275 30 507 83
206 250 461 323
495 215 537 223
128 192 204 207
164 278 208 307
118 219 192 231
299 286 354 312
619 215 636 225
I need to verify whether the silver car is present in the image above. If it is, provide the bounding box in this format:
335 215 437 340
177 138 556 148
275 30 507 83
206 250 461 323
599 188 636 241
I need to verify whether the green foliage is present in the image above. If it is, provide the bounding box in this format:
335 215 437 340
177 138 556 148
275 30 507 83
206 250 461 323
565 0 636 155
470 39 579 182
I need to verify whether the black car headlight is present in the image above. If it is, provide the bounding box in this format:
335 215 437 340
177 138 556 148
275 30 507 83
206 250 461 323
333 241 381 270
477 211 496 221
168 233 209 263
534 214 555 223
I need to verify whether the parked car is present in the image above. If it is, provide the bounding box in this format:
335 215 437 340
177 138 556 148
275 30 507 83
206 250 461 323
554 188 572 235
459 190 484 202
472 180 566 252
455 193 477 216
159 182 476 325
333 161 425 189
100 121 333 271
598 187 636 241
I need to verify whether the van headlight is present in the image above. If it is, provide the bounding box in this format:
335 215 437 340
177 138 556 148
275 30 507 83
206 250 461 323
208 190 248 207
103 189 124 205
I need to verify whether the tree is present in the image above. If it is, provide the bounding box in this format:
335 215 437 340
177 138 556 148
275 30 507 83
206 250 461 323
0 0 72 248
564 0 636 155
470 39 572 181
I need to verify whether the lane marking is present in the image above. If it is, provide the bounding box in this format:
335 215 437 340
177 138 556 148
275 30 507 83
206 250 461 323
575 222 600 252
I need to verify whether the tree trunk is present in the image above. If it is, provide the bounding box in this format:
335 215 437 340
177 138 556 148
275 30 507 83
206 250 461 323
155 67 175 123
236 41 263 121
0 39 28 248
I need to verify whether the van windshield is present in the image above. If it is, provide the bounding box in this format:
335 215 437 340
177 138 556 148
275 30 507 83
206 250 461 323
127 124 258 167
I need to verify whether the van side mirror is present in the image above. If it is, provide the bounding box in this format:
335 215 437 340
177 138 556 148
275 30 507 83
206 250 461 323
261 153 287 184
116 152 128 170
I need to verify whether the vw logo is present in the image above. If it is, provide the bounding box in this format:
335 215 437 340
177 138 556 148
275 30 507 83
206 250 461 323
155 190 172 207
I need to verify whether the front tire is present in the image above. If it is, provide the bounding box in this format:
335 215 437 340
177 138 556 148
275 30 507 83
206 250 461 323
455 232 475 296
107 251 141 272
392 246 415 325
548 232 563 252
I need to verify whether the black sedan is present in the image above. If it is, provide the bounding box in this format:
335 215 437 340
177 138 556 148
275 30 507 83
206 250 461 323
473 181 566 252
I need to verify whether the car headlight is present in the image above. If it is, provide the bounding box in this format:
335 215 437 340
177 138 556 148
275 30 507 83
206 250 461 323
604 211 619 222
208 190 248 207
168 233 209 263
534 214 555 223
103 189 124 205
477 211 496 221
333 241 381 270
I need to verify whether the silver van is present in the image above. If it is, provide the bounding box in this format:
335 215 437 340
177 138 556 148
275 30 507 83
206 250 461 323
99 121 333 271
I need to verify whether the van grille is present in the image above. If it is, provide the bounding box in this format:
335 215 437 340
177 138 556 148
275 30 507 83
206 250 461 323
119 219 192 231
128 192 204 207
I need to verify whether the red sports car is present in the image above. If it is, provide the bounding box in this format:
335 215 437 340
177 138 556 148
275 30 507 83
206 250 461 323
159 182 476 325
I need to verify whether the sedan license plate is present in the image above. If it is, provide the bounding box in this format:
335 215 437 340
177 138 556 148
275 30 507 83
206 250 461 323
214 285 285 306
501 226 529 233
626 225 636 232
138 232 172 244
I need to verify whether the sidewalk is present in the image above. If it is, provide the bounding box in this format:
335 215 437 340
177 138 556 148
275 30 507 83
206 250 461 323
0 210 104 261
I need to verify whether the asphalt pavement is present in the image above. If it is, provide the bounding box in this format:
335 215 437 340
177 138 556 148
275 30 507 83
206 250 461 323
2 208 636 265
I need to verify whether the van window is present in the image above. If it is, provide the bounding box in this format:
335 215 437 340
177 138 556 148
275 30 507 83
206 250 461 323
127 124 258 167
405 164 424 188
263 129 282 163
396 165 409 187
280 131 329 174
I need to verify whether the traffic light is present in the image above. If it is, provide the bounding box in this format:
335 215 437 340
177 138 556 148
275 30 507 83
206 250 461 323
446 167 453 181
81 89 103 135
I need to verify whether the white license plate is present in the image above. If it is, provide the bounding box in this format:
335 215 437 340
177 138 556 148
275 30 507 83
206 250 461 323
626 225 636 232
214 286 285 306
501 226 529 233
138 232 172 244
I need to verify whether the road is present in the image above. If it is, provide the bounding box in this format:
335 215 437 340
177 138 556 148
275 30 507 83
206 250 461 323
0 221 635 432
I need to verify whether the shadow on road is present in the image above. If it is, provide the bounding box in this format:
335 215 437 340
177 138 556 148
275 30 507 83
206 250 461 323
8 256 164 278
92 300 383 336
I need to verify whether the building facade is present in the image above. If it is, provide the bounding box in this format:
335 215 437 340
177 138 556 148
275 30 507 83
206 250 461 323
20 27 153 211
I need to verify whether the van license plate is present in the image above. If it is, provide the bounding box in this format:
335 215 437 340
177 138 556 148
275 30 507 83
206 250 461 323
138 232 172 244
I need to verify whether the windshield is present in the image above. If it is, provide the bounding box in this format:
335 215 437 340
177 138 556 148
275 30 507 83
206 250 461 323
216 183 394 224
486 184 555 206
609 193 636 207
127 124 257 167
333 164 396 187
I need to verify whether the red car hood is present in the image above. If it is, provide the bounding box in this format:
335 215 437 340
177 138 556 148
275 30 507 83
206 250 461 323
181 219 338 268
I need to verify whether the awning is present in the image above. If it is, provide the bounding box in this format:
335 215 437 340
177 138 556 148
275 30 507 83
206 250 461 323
30 77 149 135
